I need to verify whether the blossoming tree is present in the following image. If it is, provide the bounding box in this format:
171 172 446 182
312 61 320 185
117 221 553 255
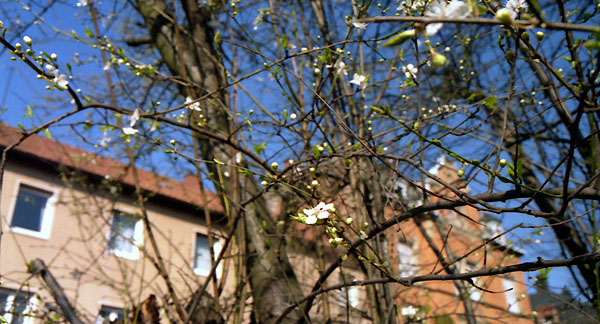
1 0 599 323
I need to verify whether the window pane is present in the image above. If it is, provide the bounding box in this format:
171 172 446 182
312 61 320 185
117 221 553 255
109 213 137 253
0 289 30 324
502 278 520 313
194 234 210 274
9 294 28 324
11 186 50 232
398 243 414 277
95 305 124 324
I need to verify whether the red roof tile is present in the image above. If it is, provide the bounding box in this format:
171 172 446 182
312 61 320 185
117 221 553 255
0 124 223 213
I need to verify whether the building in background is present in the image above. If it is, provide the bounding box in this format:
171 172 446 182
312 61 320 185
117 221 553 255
1 125 533 323
384 156 533 323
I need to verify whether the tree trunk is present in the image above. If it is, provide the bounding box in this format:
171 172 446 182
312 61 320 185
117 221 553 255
134 1 307 322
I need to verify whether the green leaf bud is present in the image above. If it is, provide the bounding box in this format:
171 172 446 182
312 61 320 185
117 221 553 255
383 29 416 47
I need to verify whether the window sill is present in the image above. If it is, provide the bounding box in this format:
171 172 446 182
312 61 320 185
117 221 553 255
193 268 210 277
108 249 139 261
10 226 50 240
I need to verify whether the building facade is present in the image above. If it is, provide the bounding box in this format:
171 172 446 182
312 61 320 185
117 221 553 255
0 125 533 323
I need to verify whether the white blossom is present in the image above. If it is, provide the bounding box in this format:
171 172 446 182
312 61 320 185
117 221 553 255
425 0 469 35
185 96 201 111
303 202 335 221
51 69 69 88
359 230 368 239
325 60 348 76
350 73 368 89
76 0 89 7
401 306 418 316
504 0 528 20
402 63 418 79
130 108 140 127
352 21 368 30
122 127 138 135
99 131 111 148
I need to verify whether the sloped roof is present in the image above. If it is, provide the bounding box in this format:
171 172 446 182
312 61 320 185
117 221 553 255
0 124 223 213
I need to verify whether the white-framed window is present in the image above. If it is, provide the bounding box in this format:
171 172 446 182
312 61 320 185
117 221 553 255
337 286 360 308
0 288 35 324
502 278 520 313
108 211 143 260
9 182 56 239
463 261 482 302
483 219 507 245
397 242 415 277
336 277 360 308
95 305 125 324
193 232 223 277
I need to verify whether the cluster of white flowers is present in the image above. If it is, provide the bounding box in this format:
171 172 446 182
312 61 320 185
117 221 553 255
504 0 528 20
185 97 201 111
299 202 336 225
45 64 69 89
425 0 469 35
401 305 418 316
397 0 426 14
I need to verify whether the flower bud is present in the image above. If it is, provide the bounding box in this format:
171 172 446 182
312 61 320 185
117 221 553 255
50 53 57 60
536 31 544 41
520 31 529 42
261 180 268 186
495 8 513 24
457 169 465 177
499 159 507 167
505 50 516 62
15 43 21 50
271 162 279 170
23 36 32 46
432 52 447 68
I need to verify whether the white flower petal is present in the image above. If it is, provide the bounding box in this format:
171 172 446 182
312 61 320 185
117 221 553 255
130 108 140 127
317 211 330 219
122 127 138 135
304 208 315 216
446 0 469 18
305 215 318 225
352 22 368 30
426 23 444 35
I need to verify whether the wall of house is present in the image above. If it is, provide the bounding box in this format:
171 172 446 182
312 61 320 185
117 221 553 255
384 160 534 324
1 161 227 323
